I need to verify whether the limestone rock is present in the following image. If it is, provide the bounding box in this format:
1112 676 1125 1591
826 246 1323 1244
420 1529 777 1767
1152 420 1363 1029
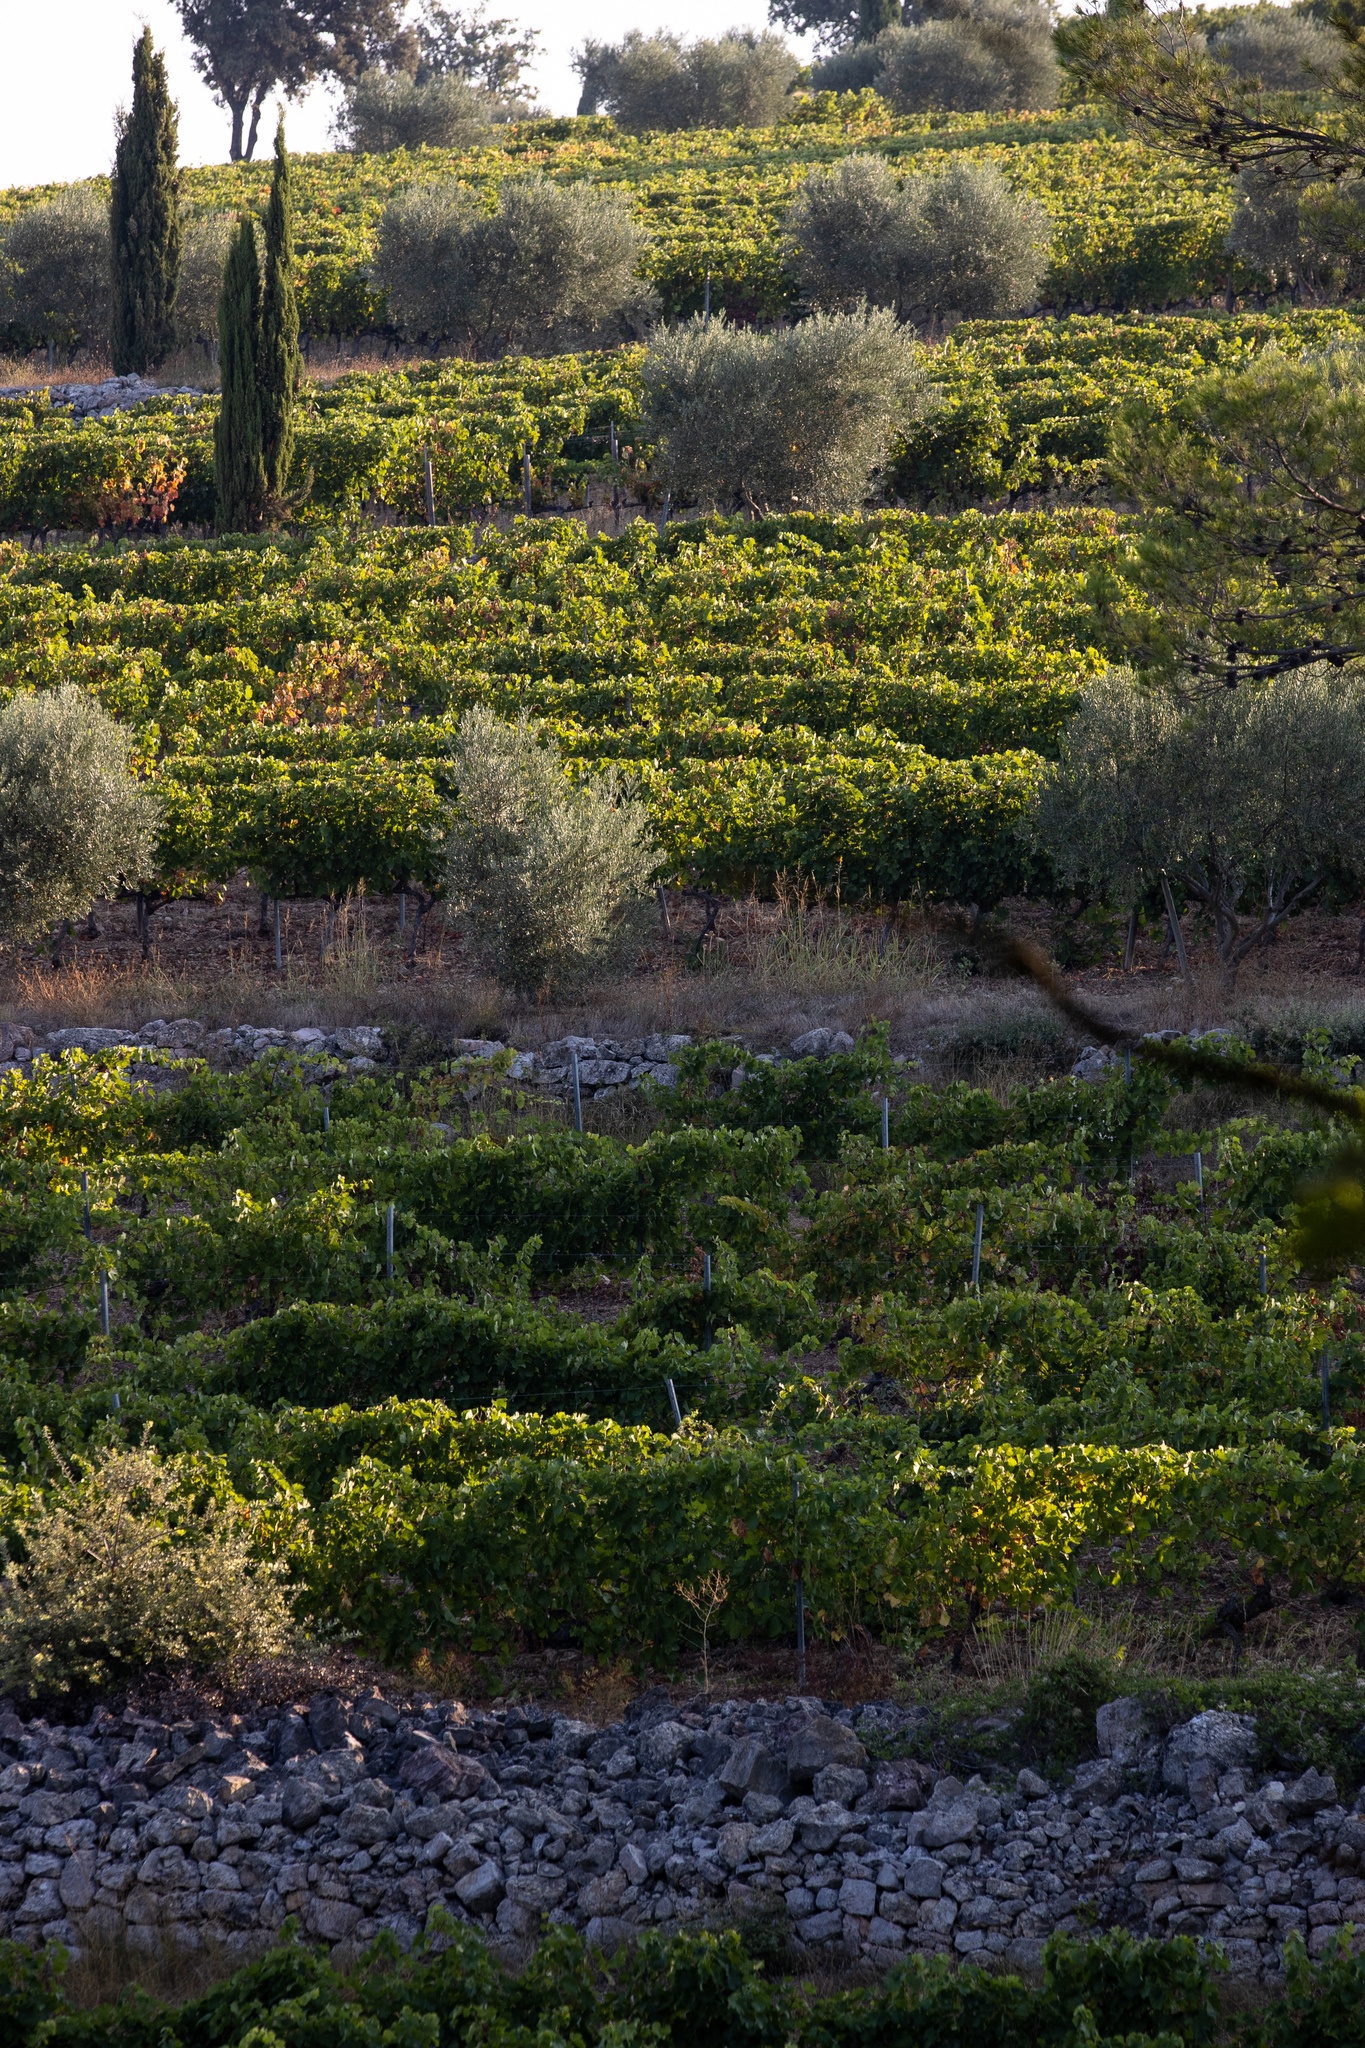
1096 1697 1151 1765
785 1714 867 1784
789 1028 856 1058
454 1860 505 1912
1163 1712 1258 1791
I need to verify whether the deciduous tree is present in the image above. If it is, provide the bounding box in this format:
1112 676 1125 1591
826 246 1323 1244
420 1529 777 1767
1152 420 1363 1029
173 0 407 161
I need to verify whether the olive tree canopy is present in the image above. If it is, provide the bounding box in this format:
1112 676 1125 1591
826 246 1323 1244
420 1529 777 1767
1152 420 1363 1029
371 175 654 355
446 706 656 997
0 687 161 941
175 213 235 350
786 154 1050 323
337 69 495 150
1 190 110 359
1037 665 1365 982
573 29 800 128
643 307 931 513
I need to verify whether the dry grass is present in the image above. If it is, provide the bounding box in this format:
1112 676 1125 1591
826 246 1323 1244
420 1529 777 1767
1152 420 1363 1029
0 350 114 388
7 876 1365 1091
919 1586 1365 1703
63 1924 258 2010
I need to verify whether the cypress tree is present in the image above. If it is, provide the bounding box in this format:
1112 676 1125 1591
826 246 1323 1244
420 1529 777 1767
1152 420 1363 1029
110 28 180 375
214 217 265 533
858 0 901 38
259 118 302 502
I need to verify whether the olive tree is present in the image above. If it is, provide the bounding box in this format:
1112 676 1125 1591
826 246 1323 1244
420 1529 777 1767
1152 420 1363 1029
0 686 161 945
1209 10 1339 90
786 154 1050 323
809 40 884 93
1227 163 1365 299
877 0 1061 114
898 159 1050 321
1037 665 1365 985
0 1443 294 1701
573 29 799 129
336 68 494 150
643 307 930 513
371 175 653 356
1 189 110 363
446 706 656 998
174 212 236 351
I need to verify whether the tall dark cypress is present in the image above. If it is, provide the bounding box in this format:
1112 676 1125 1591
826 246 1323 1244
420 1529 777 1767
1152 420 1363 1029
110 28 180 375
260 118 302 502
857 0 901 37
214 218 266 533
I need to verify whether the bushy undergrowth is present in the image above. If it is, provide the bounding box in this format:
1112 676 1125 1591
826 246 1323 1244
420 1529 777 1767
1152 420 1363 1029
0 1442 294 1701
6 1918 1365 2047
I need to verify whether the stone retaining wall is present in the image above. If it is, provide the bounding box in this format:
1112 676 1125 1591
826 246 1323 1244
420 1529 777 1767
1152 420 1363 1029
1 1688 1361 1981
0 1019 875 1100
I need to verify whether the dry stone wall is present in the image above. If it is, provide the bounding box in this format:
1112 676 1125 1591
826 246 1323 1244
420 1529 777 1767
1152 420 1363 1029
0 1020 862 1099
1 1689 1362 1983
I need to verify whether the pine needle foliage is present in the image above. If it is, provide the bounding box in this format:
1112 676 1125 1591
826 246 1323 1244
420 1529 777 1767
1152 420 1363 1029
110 28 181 376
260 120 302 502
215 215 266 534
0 685 161 942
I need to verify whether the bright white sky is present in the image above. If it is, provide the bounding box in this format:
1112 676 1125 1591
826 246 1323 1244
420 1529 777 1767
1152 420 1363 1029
0 1 821 188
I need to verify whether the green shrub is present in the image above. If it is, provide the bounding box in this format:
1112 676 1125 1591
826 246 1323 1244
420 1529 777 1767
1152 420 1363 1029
445 705 656 997
661 1027 892 1156
0 1442 294 1699
1017 1651 1118 1769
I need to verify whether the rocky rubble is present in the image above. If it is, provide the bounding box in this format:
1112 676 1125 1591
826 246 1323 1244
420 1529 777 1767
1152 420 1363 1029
0 1021 387 1080
0 376 201 419
1071 1029 1236 1082
0 1023 873 1099
1 1689 1361 1982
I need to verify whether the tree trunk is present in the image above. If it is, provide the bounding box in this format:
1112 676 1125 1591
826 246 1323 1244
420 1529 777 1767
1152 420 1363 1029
244 90 266 162
1160 876 1192 983
405 887 439 964
228 93 247 162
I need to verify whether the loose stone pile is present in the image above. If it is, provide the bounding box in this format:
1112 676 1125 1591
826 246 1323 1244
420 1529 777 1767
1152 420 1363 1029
0 376 201 419
0 1021 386 1080
1071 1029 1236 1082
0 1022 872 1100
1 1689 1361 1982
